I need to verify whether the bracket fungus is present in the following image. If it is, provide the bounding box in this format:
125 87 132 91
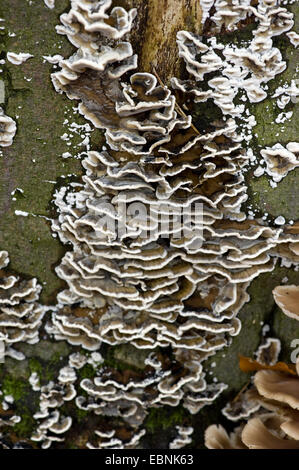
31 365 76 449
6 52 34 65
87 428 146 449
0 251 44 360
0 0 296 449
0 108 16 147
169 426 194 449
260 143 299 183
173 0 294 119
206 360 299 449
42 1 299 435
272 285 299 321
44 0 55 9
287 31 299 48
272 80 299 110
205 286 299 449
205 0 253 34
255 337 281 367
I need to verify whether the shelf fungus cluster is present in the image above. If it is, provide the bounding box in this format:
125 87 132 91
78 350 227 421
0 108 16 148
200 0 294 37
1 0 298 450
174 1 294 118
0 251 44 361
205 286 299 449
205 372 299 449
41 0 299 436
25 348 226 449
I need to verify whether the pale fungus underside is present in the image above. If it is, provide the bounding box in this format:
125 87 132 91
205 285 299 450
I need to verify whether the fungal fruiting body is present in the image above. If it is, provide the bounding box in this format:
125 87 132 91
42 0 299 437
287 31 299 48
260 143 299 183
44 0 55 9
0 0 298 450
0 108 16 147
273 284 299 320
205 286 299 449
0 251 44 361
31 364 75 449
6 52 34 65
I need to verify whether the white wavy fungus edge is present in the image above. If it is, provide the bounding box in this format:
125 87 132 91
6 52 34 65
39 0 299 444
0 107 16 147
260 142 299 183
1 0 297 450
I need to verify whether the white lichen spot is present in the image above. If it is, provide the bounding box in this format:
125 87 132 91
15 210 29 217
62 152 72 159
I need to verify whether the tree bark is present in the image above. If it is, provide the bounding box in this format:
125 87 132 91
0 0 298 449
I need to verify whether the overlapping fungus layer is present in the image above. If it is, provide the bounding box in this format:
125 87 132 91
0 251 44 361
41 0 299 442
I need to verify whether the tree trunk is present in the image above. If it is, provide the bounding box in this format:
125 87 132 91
0 0 298 450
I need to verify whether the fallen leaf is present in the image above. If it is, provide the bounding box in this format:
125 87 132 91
239 355 297 376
